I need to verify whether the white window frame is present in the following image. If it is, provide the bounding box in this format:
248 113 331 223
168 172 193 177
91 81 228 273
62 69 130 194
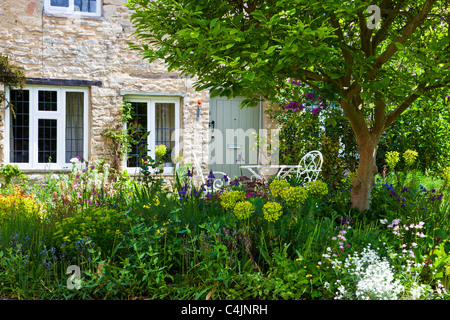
43 0 102 17
4 86 89 170
123 96 181 175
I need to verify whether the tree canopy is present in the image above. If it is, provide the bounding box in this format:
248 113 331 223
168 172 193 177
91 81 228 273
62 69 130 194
127 0 450 210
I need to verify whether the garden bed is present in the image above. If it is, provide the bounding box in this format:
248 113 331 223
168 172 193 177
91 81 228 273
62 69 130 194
0 158 450 300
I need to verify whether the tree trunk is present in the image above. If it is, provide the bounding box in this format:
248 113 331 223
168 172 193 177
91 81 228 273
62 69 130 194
350 134 380 211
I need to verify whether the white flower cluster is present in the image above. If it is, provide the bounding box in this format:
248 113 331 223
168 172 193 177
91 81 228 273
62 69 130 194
332 245 404 300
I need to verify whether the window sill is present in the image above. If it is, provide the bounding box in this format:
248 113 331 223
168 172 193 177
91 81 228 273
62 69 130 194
43 11 104 20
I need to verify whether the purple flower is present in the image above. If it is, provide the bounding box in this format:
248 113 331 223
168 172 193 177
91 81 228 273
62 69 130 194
291 78 302 87
186 169 193 177
305 92 315 100
90 166 95 170
311 106 322 116
284 101 299 110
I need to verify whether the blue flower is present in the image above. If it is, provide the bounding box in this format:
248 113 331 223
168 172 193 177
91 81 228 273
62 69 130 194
231 178 240 186
186 169 193 177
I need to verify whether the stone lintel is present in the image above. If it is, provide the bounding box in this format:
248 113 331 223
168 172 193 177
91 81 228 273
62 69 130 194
26 77 103 87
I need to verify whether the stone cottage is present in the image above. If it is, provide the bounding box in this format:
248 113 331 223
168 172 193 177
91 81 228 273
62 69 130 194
0 0 278 183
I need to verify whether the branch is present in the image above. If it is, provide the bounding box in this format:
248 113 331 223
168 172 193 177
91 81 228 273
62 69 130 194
372 0 407 52
357 9 372 57
372 91 386 136
293 68 343 91
384 84 425 128
330 13 354 78
365 0 437 82
338 96 370 139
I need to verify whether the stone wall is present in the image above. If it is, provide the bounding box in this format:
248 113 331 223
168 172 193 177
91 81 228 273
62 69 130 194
0 0 210 174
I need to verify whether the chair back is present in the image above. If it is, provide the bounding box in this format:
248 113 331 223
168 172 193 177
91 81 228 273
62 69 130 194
296 150 323 182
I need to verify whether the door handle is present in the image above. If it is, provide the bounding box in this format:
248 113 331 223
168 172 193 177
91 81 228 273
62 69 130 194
209 120 215 130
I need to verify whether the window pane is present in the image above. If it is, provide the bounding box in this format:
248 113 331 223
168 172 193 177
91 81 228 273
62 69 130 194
51 0 69 7
38 119 57 163
155 103 175 163
10 90 30 163
38 90 58 111
66 92 84 162
74 0 97 12
127 102 148 167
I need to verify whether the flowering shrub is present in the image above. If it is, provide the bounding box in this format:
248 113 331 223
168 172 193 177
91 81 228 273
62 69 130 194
155 144 167 158
331 245 404 300
263 202 283 223
0 186 42 222
53 207 128 258
269 179 290 198
305 180 329 198
331 217 355 251
386 151 400 171
233 201 255 220
380 218 427 259
281 186 308 208
219 190 246 211
443 167 450 181
403 149 418 168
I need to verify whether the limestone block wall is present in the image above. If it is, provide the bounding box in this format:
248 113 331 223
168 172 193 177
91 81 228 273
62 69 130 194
0 0 209 175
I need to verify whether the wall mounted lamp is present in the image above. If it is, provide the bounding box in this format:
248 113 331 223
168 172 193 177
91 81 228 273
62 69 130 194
196 99 202 121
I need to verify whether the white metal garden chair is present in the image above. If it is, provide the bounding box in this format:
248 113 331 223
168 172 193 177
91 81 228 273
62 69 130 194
276 150 323 183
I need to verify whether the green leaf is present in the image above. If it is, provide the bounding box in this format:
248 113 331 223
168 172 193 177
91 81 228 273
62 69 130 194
394 42 404 50
190 31 199 38
210 18 219 29
266 45 278 55
244 72 256 81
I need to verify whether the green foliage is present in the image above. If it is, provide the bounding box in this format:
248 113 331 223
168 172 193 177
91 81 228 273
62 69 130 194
0 164 28 186
0 186 42 223
378 97 450 173
0 53 26 106
53 207 128 259
101 102 136 172
127 0 450 212
3 153 450 299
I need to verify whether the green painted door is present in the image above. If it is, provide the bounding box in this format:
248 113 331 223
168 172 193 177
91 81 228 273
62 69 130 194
209 96 261 179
